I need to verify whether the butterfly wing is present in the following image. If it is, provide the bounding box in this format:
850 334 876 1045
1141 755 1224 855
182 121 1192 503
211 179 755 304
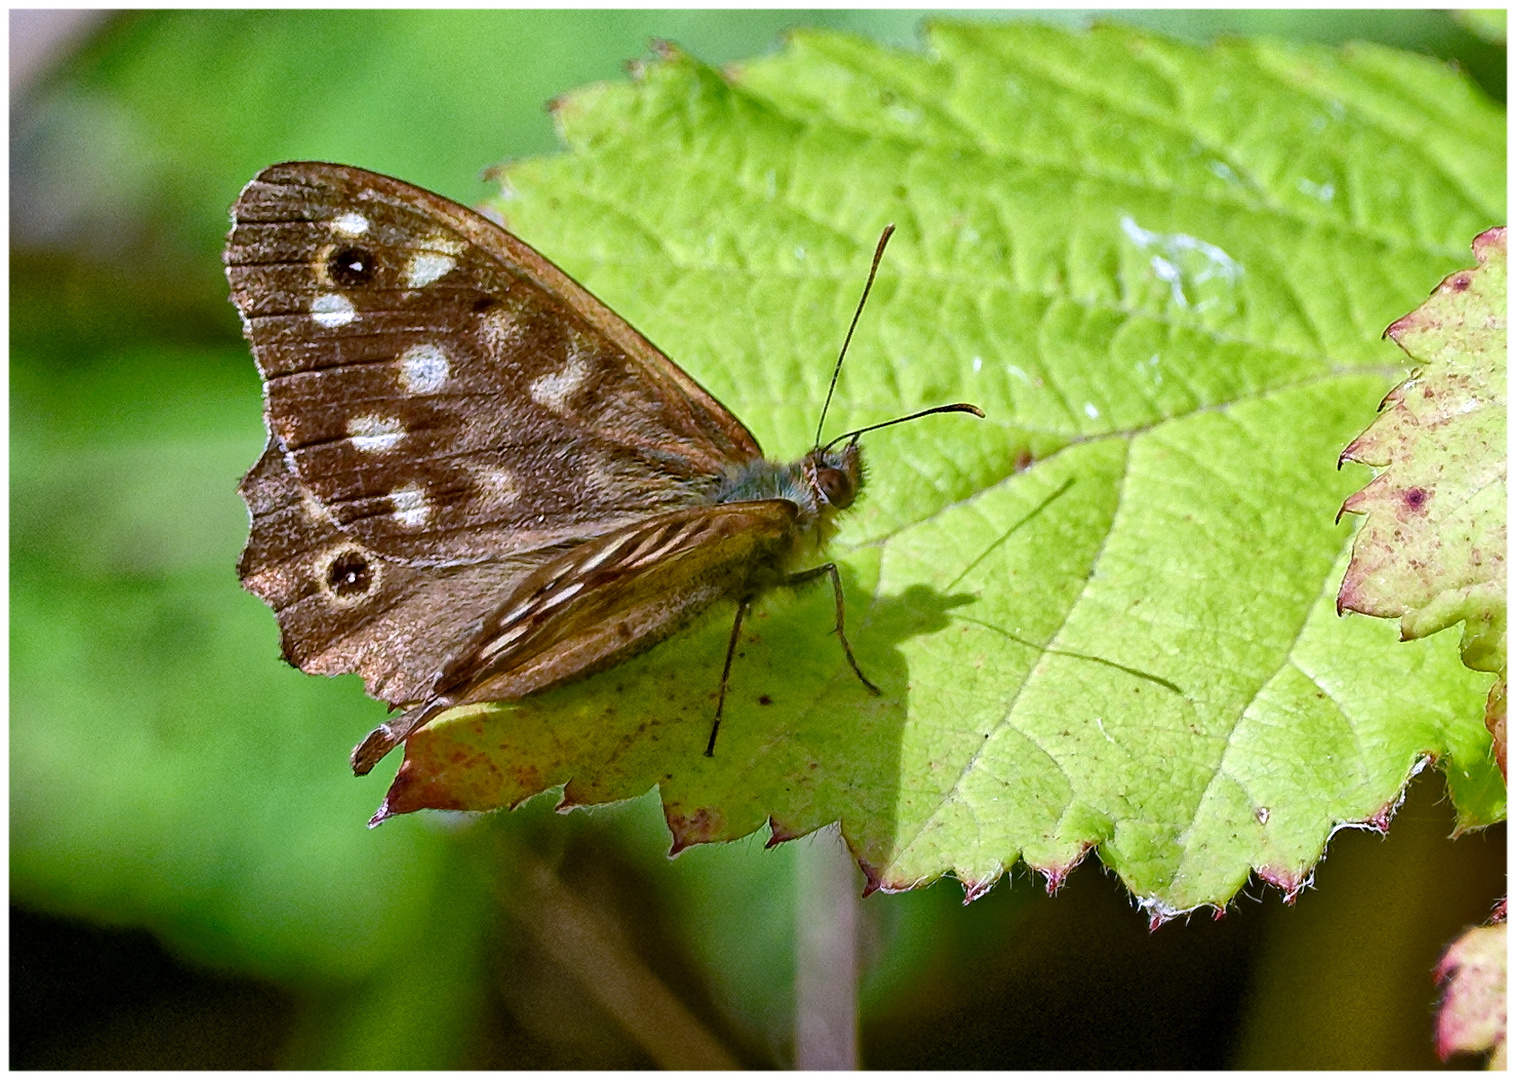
226 161 763 567
238 438 555 706
350 499 800 774
228 161 774 716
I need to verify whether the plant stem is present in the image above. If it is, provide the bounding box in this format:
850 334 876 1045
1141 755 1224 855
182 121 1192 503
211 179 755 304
794 823 859 1069
496 835 739 1069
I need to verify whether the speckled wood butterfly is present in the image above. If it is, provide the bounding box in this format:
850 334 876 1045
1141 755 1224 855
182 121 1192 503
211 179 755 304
227 162 980 775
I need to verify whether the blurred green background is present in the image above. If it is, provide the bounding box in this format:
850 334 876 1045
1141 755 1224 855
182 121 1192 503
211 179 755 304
11 9 1505 1068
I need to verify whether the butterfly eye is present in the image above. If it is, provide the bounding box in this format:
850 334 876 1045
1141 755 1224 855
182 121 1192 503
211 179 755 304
816 466 854 508
328 246 376 287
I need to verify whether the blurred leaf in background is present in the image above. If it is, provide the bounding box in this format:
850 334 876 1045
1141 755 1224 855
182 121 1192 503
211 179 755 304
9 9 1505 1069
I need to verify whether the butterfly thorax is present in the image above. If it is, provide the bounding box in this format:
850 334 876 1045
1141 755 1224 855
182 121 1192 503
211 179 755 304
714 442 863 562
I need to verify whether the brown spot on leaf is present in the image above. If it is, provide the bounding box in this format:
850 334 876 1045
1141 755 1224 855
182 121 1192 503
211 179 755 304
666 805 725 853
1485 675 1506 781
1449 273 1472 291
1404 487 1429 511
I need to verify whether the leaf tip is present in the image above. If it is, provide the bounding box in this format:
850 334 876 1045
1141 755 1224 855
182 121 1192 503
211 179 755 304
1036 853 1086 895
960 868 1004 904
1257 865 1311 904
765 816 804 849
859 861 884 899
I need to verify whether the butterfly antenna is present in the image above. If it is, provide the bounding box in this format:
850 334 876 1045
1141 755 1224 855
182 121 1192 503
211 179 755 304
814 224 896 450
823 402 985 452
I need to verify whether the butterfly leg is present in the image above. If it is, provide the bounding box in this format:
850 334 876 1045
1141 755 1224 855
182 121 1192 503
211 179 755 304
786 563 882 697
705 597 751 757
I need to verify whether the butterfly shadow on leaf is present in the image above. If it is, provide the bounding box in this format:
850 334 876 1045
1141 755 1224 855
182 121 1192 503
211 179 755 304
378 568 977 853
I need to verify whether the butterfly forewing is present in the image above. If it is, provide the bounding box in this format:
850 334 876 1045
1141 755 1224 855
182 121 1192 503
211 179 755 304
227 162 762 567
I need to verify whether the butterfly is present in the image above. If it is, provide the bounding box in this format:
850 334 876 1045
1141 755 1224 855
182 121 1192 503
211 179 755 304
226 162 981 775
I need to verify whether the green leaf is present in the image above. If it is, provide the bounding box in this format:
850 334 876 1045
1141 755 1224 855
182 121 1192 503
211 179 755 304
1453 9 1507 45
1339 228 1507 675
383 23 1503 914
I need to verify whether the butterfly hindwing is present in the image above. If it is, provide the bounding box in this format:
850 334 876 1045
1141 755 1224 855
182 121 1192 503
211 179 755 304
436 499 801 703
349 499 801 774
238 438 561 706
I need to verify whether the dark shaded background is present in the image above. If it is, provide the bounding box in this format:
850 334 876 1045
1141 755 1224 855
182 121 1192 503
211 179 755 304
11 9 1505 1068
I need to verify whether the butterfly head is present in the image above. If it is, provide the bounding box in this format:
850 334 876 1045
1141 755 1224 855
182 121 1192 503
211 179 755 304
805 440 863 512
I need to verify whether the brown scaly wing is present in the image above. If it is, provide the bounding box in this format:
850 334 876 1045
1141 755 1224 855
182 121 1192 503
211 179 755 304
351 499 801 774
226 161 763 568
238 439 561 707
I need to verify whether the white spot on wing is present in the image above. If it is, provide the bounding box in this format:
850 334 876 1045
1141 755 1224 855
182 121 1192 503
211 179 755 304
348 414 405 453
477 307 523 354
474 466 519 507
311 293 356 327
584 459 620 496
331 211 370 237
390 483 430 528
406 251 456 288
480 622 531 660
399 343 450 394
639 528 690 566
575 535 633 575
300 490 337 527
538 581 584 609
498 599 534 629
529 355 591 412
